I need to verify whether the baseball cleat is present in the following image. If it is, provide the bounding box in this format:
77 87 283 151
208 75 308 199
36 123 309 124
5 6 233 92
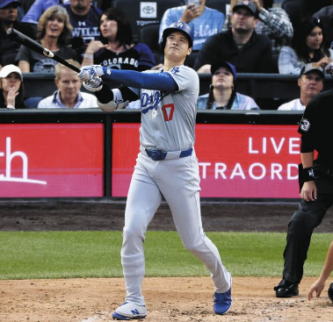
112 302 147 320
213 288 232 315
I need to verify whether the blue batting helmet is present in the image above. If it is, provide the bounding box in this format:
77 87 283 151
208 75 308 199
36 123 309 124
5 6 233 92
159 21 194 51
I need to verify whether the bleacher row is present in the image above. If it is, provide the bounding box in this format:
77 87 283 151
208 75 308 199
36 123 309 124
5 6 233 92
23 72 333 110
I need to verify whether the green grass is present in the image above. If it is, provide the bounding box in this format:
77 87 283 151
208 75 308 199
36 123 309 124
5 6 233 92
0 231 331 280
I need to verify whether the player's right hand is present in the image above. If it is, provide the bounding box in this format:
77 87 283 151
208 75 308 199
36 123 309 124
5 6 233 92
78 65 105 82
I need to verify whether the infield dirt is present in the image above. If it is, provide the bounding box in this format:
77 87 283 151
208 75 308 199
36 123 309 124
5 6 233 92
1 200 333 322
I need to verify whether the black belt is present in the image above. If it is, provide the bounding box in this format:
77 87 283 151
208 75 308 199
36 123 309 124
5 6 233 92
145 148 193 161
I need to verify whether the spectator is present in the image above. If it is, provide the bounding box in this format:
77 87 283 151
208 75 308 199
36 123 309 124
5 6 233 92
278 63 324 111
159 0 225 51
22 0 101 60
21 0 67 24
313 5 333 51
63 0 102 59
197 61 259 110
194 1 275 73
278 16 333 74
0 64 26 109
223 0 293 57
81 7 155 86
16 5 78 73
38 59 98 108
0 0 35 67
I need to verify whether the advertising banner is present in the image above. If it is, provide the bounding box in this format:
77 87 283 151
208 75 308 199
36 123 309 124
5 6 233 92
0 124 104 197
112 123 301 198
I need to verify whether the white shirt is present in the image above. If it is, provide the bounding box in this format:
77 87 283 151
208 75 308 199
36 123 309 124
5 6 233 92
277 98 305 111
38 91 98 109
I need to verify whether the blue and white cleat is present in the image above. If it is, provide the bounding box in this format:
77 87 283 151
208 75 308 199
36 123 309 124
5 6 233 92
112 302 147 320
213 287 232 315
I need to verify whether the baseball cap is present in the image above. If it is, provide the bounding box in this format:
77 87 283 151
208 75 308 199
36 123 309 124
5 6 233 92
211 61 238 80
0 64 23 81
299 63 325 79
233 0 258 17
0 0 21 9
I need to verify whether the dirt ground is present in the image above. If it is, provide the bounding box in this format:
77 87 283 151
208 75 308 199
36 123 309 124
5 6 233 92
1 200 333 322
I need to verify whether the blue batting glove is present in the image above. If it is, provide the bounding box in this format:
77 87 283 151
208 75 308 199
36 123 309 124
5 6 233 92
78 65 105 81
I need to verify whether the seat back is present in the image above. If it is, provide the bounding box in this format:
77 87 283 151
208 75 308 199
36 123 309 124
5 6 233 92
282 0 302 28
113 0 185 41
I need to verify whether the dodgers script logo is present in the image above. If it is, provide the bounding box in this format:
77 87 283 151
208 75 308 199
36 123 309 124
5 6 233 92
141 91 163 114
0 137 46 185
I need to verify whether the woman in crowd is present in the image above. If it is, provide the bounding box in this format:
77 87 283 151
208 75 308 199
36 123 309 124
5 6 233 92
0 64 26 109
16 5 78 73
81 7 155 77
278 16 333 74
197 61 259 110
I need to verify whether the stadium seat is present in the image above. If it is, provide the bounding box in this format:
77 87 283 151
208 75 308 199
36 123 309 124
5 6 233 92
282 0 302 28
139 24 163 65
112 0 185 41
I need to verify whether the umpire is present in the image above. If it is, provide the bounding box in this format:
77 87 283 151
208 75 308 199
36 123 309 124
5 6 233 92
274 64 333 298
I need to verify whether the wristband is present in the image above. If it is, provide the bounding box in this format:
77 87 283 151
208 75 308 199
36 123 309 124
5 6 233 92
82 54 93 58
303 167 315 182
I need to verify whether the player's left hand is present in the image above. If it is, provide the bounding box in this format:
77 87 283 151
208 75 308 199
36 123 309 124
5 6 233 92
300 181 317 201
78 65 105 82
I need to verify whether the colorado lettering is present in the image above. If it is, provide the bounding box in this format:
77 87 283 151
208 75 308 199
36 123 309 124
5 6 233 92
101 58 139 68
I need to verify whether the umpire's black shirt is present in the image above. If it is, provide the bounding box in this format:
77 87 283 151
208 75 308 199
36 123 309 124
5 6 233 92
298 89 333 169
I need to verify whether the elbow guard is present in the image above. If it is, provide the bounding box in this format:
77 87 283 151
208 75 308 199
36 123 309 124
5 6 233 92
97 88 130 112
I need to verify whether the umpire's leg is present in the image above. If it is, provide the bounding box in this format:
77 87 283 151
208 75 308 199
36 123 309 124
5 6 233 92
283 191 333 284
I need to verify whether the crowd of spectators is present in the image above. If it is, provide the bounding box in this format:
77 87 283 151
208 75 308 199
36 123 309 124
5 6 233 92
0 0 333 110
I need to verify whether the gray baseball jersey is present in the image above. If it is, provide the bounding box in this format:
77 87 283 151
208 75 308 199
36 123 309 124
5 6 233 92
139 65 199 152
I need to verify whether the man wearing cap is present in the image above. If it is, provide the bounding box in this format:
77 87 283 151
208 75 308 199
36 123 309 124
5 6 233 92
277 63 325 111
78 21 232 320
223 0 293 57
274 65 333 298
0 0 35 67
194 0 275 73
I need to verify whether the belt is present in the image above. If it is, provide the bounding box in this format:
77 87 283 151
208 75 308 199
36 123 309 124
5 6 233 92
145 148 193 161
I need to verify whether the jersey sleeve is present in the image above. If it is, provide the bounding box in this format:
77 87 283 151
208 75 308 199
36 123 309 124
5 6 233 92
165 65 199 94
298 98 317 153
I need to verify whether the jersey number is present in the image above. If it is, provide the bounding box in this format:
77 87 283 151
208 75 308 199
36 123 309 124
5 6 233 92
162 104 174 121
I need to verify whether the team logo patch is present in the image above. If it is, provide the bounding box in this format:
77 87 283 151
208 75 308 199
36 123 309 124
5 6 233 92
177 22 184 28
170 66 180 74
106 69 112 75
300 118 310 132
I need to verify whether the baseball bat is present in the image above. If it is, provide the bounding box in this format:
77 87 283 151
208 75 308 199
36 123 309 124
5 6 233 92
7 28 80 73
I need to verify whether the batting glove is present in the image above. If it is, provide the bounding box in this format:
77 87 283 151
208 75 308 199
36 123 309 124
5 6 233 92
79 65 105 82
82 77 103 92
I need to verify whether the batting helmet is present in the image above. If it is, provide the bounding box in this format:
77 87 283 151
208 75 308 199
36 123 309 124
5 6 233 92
328 282 333 302
159 21 194 51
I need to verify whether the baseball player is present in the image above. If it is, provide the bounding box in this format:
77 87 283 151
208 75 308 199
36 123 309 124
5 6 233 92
78 22 232 320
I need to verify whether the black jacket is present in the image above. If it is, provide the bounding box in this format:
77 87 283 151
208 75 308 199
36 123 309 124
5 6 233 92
194 28 276 73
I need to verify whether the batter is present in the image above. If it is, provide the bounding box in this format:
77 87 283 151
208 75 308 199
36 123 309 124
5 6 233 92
78 21 232 321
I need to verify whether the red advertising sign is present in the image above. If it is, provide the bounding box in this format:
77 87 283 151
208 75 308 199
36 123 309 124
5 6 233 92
0 124 104 197
112 123 301 198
